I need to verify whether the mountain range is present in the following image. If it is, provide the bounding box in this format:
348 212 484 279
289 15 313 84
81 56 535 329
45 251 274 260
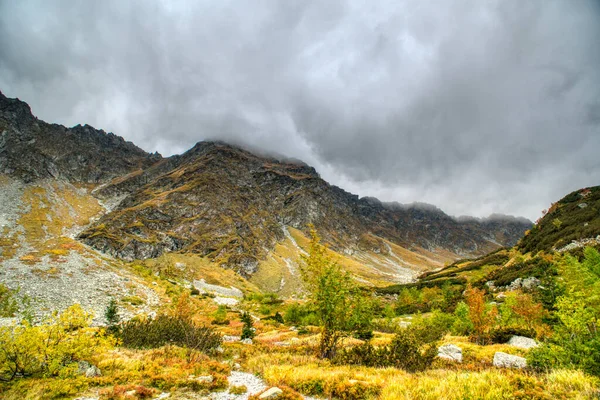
0 90 531 299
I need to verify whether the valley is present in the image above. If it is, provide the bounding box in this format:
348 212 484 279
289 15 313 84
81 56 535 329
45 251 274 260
1 91 599 399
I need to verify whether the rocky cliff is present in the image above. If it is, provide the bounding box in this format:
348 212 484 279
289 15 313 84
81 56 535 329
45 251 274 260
0 91 161 183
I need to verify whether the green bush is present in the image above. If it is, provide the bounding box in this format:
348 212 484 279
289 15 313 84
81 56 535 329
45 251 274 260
240 312 255 340
335 313 448 372
119 315 222 351
212 305 230 325
451 301 473 335
490 326 537 344
528 268 600 377
0 284 18 318
104 298 120 335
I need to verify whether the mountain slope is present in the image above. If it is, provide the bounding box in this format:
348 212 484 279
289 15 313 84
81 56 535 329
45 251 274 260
79 140 531 279
518 186 600 254
380 185 600 298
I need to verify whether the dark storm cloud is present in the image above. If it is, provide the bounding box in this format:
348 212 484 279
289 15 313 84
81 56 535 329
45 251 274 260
1 0 599 220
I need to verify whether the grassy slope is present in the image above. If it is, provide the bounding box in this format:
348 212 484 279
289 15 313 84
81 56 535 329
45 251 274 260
518 185 600 253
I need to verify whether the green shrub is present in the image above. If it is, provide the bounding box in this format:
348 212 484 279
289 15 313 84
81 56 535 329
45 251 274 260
119 315 222 351
528 283 600 376
0 284 19 318
490 326 537 344
212 305 230 325
240 312 255 340
230 385 247 395
104 298 120 335
335 313 448 372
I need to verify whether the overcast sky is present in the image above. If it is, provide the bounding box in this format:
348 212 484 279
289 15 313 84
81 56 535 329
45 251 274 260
1 0 599 221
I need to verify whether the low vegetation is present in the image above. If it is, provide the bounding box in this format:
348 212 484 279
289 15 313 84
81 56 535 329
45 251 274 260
1 188 600 398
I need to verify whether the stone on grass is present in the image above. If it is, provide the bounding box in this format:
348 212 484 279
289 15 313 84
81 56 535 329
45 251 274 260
240 338 253 344
508 335 538 349
493 352 527 369
259 387 283 399
437 344 463 362
85 365 102 377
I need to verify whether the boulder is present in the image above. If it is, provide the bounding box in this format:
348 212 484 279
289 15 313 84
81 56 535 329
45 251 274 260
437 344 463 362
240 338 253 345
522 277 541 290
493 352 527 369
259 387 283 399
508 335 539 349
85 365 102 378
78 361 101 377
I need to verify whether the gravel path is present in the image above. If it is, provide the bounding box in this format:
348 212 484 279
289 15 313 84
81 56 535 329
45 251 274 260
209 371 319 400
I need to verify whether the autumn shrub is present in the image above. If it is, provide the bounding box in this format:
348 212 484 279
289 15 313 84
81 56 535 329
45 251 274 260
229 385 248 394
0 304 116 381
464 286 497 344
119 314 221 352
100 384 156 399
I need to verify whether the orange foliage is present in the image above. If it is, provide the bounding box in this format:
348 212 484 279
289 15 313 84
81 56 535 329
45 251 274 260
511 292 545 333
464 285 497 344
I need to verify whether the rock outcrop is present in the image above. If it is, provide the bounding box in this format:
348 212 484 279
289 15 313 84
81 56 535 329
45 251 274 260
508 336 539 349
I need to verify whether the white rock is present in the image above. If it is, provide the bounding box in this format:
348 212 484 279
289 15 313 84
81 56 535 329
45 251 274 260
522 277 541 290
223 335 241 342
493 352 527 369
214 296 239 306
508 336 539 349
85 365 102 377
240 338 253 345
438 344 462 362
259 387 283 399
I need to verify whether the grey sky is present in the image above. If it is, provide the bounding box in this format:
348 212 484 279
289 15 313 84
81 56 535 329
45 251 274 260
1 0 599 221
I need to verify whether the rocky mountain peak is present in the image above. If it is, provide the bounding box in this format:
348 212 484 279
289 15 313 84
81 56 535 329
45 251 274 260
0 92 161 183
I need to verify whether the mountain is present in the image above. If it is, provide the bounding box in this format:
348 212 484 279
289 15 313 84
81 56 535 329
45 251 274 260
0 91 160 183
380 185 600 297
77 140 530 278
0 91 531 297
